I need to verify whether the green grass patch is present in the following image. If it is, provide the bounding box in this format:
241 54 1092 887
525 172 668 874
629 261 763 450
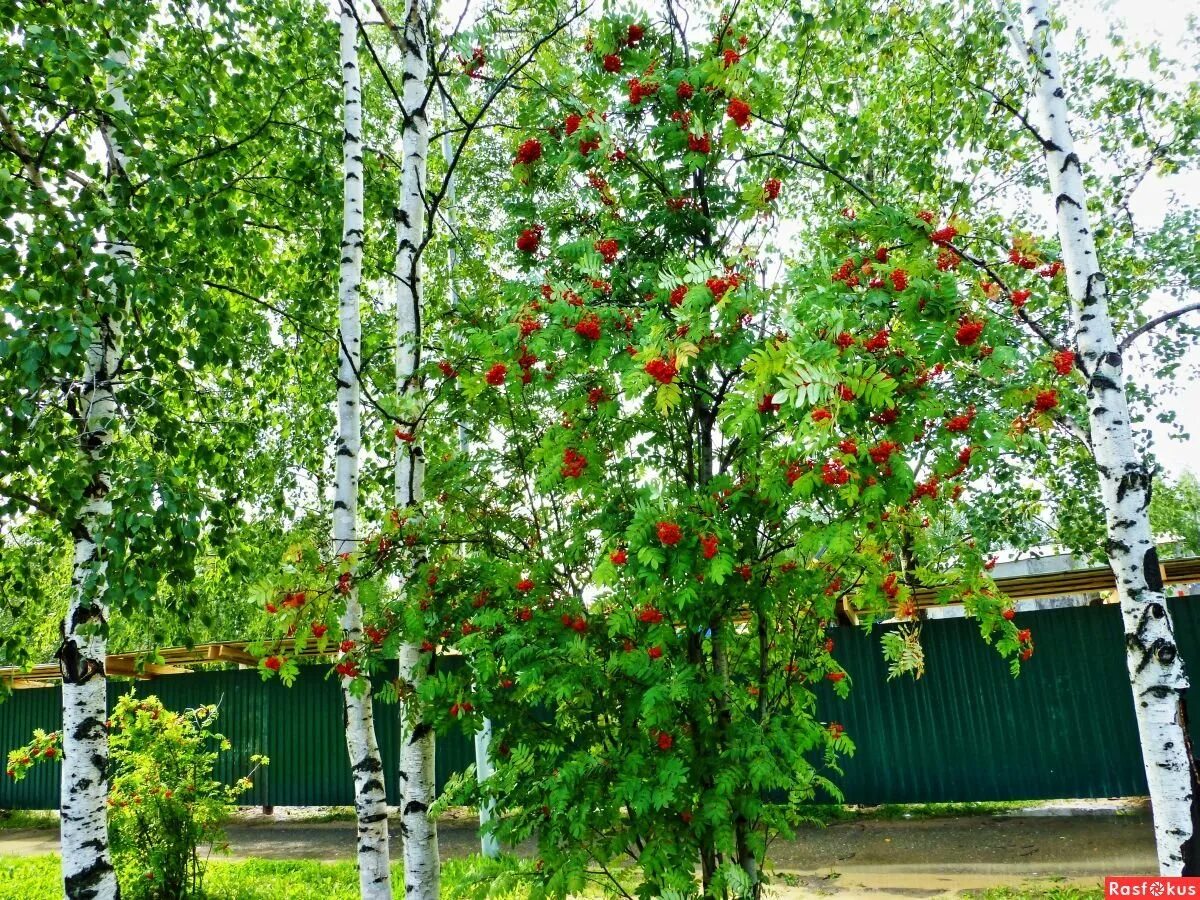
0 855 525 899
0 810 57 830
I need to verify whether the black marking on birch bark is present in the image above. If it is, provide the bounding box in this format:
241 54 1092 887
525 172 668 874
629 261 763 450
363 777 385 794
336 445 354 458
1092 373 1120 393
333 500 348 511
1059 152 1080 173
361 809 387 823
1146 547 1165 592
410 722 432 744
403 800 428 815
64 856 115 899
57 638 103 685
1055 192 1080 211
355 755 384 773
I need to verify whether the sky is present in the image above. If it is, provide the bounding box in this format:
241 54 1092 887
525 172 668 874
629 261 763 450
1063 0 1200 478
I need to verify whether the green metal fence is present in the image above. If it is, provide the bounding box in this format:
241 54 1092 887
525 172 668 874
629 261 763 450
3 600 1195 809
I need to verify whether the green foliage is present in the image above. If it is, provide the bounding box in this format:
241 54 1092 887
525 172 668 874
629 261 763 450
387 10 1041 897
1150 471 1200 559
7 694 266 899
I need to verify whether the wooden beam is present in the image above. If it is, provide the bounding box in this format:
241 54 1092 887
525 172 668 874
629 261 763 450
104 658 152 679
212 645 258 667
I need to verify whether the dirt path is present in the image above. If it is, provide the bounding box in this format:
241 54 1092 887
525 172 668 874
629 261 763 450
0 808 1155 896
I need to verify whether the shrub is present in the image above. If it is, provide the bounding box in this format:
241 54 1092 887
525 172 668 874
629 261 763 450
7 693 266 899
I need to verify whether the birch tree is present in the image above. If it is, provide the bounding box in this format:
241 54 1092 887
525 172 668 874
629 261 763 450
54 47 134 900
392 2 439 895
994 0 1200 873
336 4 393 897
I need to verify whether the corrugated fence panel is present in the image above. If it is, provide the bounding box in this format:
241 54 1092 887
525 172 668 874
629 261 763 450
4 599 1200 810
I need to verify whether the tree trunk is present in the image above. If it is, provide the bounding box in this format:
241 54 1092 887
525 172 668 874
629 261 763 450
335 6 392 897
57 52 134 900
1002 0 1200 873
394 2 438 897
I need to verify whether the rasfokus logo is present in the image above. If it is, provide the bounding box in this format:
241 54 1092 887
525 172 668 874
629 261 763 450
1106 877 1200 896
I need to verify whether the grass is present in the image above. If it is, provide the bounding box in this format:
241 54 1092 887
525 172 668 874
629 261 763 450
0 855 1107 899
0 855 526 900
0 810 57 830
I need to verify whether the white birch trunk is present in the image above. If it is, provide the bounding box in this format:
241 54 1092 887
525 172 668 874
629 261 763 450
1001 0 1200 873
335 7 393 897
394 2 438 896
58 51 134 900
437 90 500 861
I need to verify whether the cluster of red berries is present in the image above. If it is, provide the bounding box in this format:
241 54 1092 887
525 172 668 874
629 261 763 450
700 534 719 559
937 249 961 271
656 521 683 546
628 77 659 105
763 178 781 201
882 573 900 599
821 460 849 486
1008 247 1038 270
1033 389 1059 412
603 54 621 73
514 138 542 165
1010 289 1031 308
954 318 985 346
757 394 780 414
561 614 587 633
516 225 542 254
594 238 619 263
645 357 678 384
864 328 890 352
726 97 751 127
610 548 627 565
1052 349 1075 375
890 268 909 292
515 578 535 593
929 225 958 245
913 476 940 500
575 313 601 340
945 407 976 433
485 363 507 386
831 258 860 286
869 440 899 465
561 448 587 478
669 284 688 306
706 273 739 301
637 606 664 624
